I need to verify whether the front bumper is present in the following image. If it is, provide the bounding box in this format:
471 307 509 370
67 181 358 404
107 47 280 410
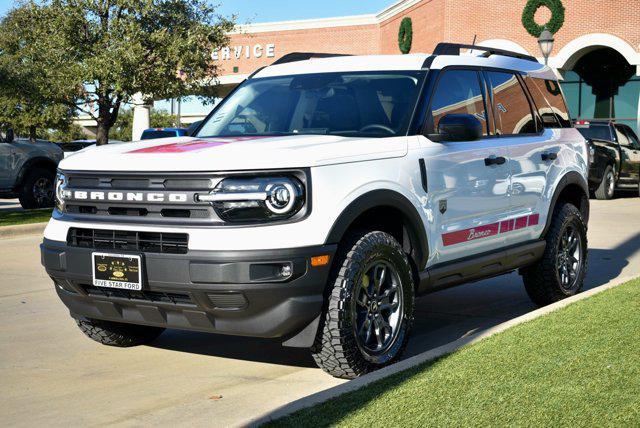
41 239 336 342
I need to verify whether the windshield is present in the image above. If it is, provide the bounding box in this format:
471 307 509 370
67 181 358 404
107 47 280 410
576 124 612 141
197 71 425 139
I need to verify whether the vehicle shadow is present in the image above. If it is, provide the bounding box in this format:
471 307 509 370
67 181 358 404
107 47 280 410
149 232 640 367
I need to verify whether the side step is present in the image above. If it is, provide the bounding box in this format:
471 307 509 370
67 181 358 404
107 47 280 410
418 240 546 294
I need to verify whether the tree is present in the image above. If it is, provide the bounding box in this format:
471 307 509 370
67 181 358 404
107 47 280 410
0 5 76 142
5 0 234 145
109 108 177 142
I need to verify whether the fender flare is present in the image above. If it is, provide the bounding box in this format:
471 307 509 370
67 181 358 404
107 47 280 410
324 189 429 269
542 170 589 237
15 157 58 188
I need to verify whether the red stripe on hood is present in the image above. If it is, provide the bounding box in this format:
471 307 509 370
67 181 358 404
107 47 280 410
127 136 270 154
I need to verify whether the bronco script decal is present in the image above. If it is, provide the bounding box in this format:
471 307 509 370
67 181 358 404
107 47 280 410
442 214 539 246
127 136 270 154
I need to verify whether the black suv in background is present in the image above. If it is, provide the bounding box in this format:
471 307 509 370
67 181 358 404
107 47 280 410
575 120 640 199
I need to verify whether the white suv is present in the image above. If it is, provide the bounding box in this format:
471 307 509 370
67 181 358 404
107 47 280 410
41 44 590 378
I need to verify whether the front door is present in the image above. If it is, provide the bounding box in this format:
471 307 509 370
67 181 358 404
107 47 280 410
616 125 640 187
419 68 510 267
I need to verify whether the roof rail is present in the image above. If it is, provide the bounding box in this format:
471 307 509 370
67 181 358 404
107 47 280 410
433 42 539 63
272 52 352 65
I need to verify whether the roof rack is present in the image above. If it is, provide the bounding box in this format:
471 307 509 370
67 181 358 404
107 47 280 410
433 42 539 63
272 52 352 65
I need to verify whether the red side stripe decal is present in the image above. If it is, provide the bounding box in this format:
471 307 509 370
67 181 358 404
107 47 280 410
442 213 540 246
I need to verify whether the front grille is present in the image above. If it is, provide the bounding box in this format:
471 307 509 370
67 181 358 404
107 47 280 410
68 228 189 254
82 285 193 306
61 172 222 225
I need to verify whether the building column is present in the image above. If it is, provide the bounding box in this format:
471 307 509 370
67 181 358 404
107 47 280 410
132 93 151 141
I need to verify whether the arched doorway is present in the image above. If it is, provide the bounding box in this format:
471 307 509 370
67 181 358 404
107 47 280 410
559 47 640 134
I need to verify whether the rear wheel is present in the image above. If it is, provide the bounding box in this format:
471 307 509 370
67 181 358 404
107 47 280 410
522 203 588 306
594 165 615 200
76 318 165 347
18 167 55 209
311 231 415 379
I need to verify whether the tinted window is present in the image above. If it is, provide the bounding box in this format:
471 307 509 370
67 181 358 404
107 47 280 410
429 70 488 135
486 71 536 135
197 72 424 138
524 77 572 128
575 124 613 141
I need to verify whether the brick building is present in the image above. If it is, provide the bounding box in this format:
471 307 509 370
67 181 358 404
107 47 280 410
124 0 640 138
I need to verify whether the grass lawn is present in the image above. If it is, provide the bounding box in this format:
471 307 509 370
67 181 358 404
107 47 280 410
0 209 52 226
272 278 640 427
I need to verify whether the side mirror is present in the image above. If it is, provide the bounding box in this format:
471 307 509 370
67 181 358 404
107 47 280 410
5 128 14 143
435 114 483 142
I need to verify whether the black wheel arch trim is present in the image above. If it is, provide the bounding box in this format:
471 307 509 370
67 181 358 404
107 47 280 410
15 156 58 188
324 189 429 270
542 171 589 238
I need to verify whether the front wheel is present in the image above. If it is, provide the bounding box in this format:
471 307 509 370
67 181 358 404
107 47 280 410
522 203 588 306
18 167 55 209
311 231 415 379
76 318 165 347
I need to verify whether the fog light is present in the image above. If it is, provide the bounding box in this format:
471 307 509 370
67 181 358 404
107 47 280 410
280 264 292 278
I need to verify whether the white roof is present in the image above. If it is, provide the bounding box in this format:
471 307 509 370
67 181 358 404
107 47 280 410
252 52 556 80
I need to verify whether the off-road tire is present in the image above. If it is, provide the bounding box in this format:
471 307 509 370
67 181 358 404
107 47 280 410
522 203 588 306
594 165 615 200
311 231 415 379
18 167 56 209
76 318 165 347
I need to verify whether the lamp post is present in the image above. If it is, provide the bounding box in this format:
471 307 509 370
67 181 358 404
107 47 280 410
538 26 555 65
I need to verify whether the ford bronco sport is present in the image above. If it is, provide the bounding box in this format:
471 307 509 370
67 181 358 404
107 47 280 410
41 44 590 379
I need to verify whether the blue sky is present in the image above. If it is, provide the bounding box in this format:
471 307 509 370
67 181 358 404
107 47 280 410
0 0 394 22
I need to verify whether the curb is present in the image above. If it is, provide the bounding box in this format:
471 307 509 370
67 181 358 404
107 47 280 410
0 222 47 239
246 274 638 427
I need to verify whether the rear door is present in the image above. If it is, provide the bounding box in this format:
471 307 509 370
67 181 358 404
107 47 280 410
615 125 640 186
484 71 553 246
419 68 510 265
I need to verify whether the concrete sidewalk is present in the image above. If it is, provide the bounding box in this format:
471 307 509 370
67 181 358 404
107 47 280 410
0 197 639 427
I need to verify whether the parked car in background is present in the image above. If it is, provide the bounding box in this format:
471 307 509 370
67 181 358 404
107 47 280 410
0 131 64 208
575 120 640 199
55 140 125 157
140 128 188 140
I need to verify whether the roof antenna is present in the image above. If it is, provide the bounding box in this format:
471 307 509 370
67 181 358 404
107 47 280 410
471 34 477 46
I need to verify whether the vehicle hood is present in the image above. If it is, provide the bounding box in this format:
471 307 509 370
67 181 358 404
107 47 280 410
59 135 408 172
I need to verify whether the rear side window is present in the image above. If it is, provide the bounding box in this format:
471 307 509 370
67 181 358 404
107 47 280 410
429 69 488 136
485 71 536 135
524 77 572 128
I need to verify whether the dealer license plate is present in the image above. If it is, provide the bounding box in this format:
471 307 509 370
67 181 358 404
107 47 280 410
92 252 142 290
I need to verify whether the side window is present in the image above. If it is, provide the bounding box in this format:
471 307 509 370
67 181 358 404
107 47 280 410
429 69 489 136
615 127 632 148
524 76 572 128
621 126 640 149
485 71 536 135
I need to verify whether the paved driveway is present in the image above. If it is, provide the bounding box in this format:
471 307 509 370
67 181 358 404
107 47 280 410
1 197 639 427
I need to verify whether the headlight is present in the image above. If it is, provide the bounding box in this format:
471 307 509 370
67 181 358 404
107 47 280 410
197 176 305 223
54 172 70 211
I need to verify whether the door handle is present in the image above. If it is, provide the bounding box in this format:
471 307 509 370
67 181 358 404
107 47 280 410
484 156 506 166
541 152 558 161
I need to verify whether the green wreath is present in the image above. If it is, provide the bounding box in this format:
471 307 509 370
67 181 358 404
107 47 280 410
398 17 413 54
522 0 565 37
